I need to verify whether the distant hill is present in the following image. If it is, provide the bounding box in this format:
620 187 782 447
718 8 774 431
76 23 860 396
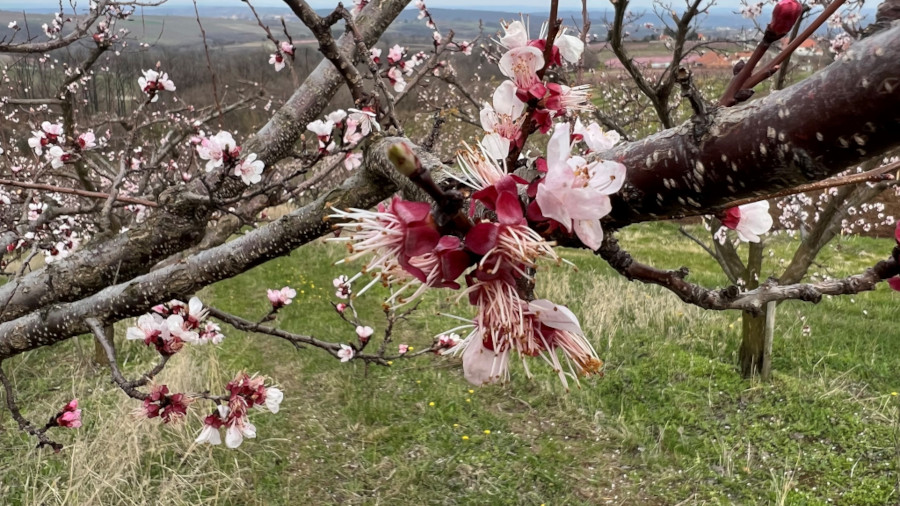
0 5 878 48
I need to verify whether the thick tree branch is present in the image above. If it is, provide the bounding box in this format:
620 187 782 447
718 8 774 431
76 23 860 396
605 23 900 226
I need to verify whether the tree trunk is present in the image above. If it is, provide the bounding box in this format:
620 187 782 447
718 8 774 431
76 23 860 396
93 324 114 366
739 241 766 378
740 308 767 378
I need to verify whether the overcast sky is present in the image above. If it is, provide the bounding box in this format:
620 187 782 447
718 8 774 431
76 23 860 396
4 0 744 12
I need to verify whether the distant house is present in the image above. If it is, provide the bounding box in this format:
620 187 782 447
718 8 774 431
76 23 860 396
691 51 730 68
781 38 823 56
730 51 755 66
604 55 700 70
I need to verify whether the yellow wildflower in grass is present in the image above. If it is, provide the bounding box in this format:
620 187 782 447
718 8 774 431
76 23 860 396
892 392 898 396
461 436 469 440
483 430 491 435
429 402 435 407
466 398 471 403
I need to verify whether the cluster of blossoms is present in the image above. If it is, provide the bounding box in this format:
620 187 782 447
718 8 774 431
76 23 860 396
138 69 176 103
27 121 98 169
480 21 589 159
323 21 632 387
370 43 428 92
142 384 190 424
267 286 297 309
54 399 82 429
192 130 265 185
306 108 379 169
195 372 283 448
740 1 765 20
41 12 67 39
126 297 224 355
6 206 82 264
269 41 295 72
830 32 853 54
330 128 624 386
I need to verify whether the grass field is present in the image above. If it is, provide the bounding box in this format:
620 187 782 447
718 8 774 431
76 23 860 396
1 222 899 505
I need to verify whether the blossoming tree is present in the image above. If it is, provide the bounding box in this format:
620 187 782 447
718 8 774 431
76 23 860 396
0 0 898 450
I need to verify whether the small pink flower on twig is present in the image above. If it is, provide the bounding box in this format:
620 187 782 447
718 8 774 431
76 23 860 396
267 286 297 309
356 325 374 343
55 399 82 429
338 344 355 362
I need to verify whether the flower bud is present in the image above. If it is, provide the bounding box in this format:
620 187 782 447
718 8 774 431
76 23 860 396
768 0 802 37
387 142 419 177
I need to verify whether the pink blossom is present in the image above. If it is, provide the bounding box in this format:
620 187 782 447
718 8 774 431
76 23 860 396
267 286 297 308
234 153 264 185
721 201 773 242
387 66 406 92
553 30 585 64
534 122 626 250
337 344 355 362
138 69 175 102
279 41 294 56
28 122 63 155
196 131 240 172
348 108 380 135
329 198 441 286
370 47 382 64
55 398 82 428
333 275 351 298
306 119 334 152
269 53 286 72
263 387 283 413
388 44 404 64
543 83 592 116
126 313 168 344
143 385 190 423
438 333 460 348
480 80 526 159
166 314 200 346
499 20 529 49
198 321 225 344
398 344 409 354
344 152 363 171
326 109 347 126
77 131 96 150
573 118 620 152
224 398 256 448
185 296 210 328
195 405 228 445
498 46 545 101
336 303 348 313
356 325 374 342
47 146 71 169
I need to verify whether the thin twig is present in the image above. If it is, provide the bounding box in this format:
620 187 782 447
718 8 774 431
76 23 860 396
0 179 158 207
0 364 63 451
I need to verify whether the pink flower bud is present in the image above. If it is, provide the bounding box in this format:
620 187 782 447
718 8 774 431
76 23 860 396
768 0 802 37
336 303 347 313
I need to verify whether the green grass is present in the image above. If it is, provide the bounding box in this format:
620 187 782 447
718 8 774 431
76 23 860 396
2 223 900 505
